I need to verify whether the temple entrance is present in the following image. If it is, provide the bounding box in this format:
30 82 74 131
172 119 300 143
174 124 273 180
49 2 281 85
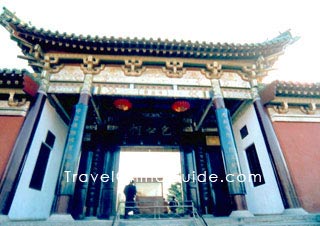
70 144 232 219
55 95 242 219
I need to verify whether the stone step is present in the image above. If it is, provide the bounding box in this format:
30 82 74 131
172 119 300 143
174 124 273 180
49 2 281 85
203 214 320 226
119 218 194 226
1 214 319 226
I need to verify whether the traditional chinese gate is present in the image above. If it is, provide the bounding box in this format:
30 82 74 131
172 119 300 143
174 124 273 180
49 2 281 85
47 65 254 219
0 8 298 219
51 91 245 219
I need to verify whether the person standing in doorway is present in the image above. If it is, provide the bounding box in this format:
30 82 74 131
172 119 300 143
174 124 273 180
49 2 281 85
124 180 139 219
169 196 178 214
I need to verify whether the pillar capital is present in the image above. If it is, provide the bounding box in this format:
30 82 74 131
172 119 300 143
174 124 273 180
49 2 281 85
80 73 93 96
250 78 261 101
38 70 50 94
211 79 222 99
211 79 226 109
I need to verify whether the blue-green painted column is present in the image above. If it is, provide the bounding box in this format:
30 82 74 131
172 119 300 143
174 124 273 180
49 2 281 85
215 108 246 195
59 102 88 195
212 79 248 211
56 73 93 213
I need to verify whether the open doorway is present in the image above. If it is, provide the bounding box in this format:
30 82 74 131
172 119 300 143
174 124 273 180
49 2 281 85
117 146 182 216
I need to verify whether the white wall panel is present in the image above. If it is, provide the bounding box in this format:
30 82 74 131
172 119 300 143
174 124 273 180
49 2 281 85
9 100 68 220
233 104 284 214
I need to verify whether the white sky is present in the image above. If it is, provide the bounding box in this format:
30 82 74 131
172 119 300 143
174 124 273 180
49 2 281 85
0 0 320 83
118 150 181 201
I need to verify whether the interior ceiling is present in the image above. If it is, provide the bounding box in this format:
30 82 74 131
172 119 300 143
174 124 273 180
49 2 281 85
54 94 243 133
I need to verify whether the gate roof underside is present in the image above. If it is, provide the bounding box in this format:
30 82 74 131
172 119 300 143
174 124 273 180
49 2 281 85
51 93 243 145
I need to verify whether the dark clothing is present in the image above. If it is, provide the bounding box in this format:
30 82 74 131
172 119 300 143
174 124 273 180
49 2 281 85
169 199 178 213
124 184 137 201
124 183 138 218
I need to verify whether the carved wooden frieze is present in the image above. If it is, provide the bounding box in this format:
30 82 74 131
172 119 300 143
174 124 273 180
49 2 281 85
48 83 82 93
273 101 289 114
270 97 320 110
201 62 222 79
178 86 212 98
267 96 320 121
93 66 211 86
8 91 27 107
48 65 252 98
94 83 211 99
121 59 146 76
80 55 105 75
44 55 64 73
221 88 252 99
135 84 173 97
0 100 30 116
267 105 320 122
236 57 272 83
219 72 251 88
50 66 85 82
93 83 130 95
237 64 256 81
300 103 317 115
255 56 271 78
273 102 318 115
162 61 186 78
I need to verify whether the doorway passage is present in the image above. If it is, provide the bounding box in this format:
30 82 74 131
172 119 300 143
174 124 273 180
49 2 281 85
117 146 183 217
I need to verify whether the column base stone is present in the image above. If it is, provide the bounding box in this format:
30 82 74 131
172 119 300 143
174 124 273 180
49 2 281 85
282 208 308 215
229 210 254 218
0 214 9 223
48 214 74 221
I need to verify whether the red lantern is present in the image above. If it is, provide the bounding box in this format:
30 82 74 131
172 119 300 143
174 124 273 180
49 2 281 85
113 98 132 111
171 100 190 112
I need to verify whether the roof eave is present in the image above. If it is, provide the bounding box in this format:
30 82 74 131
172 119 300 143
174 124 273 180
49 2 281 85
1 8 297 61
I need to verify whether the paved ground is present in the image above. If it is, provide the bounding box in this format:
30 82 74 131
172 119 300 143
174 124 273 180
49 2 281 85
1 213 319 226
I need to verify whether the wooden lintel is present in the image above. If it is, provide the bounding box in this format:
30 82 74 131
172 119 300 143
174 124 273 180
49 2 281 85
44 52 257 69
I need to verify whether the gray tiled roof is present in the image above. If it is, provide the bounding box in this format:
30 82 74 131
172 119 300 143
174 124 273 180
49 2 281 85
1 7 298 60
0 68 30 89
